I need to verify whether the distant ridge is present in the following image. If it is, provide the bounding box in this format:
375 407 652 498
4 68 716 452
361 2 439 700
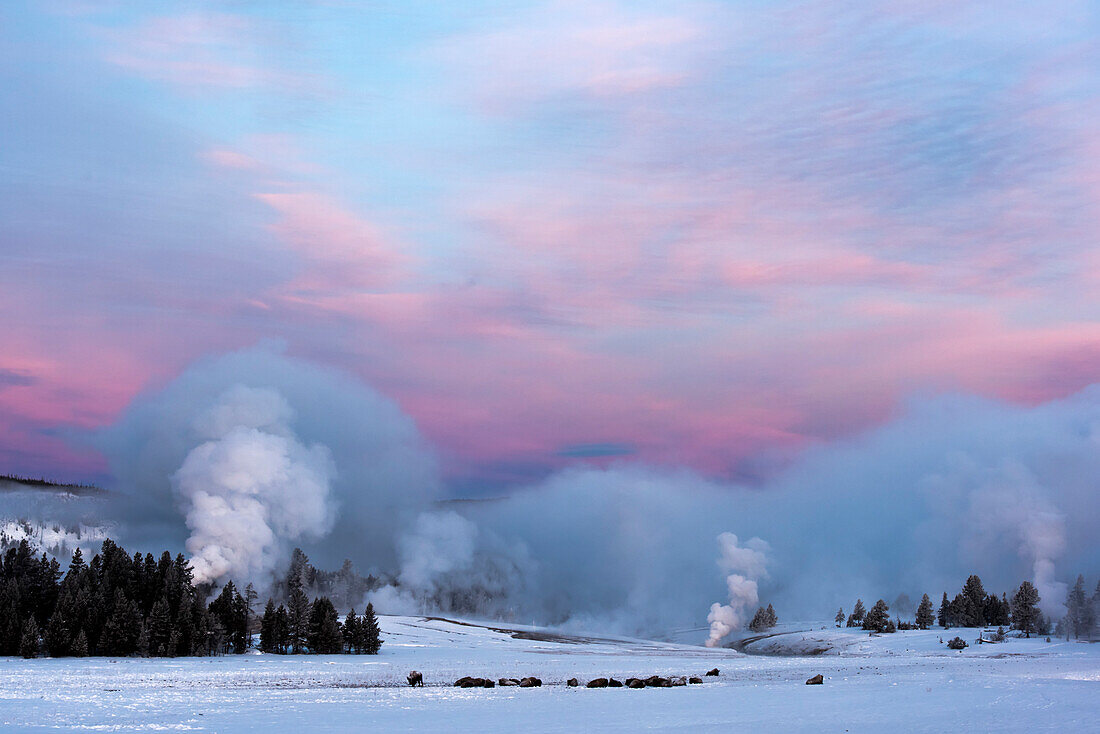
0 473 105 496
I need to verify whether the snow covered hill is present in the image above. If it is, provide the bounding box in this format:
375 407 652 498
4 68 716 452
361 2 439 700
1 615 1096 732
0 518 111 558
732 622 1083 657
0 477 112 559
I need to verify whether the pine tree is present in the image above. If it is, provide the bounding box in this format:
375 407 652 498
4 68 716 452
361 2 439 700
207 582 249 654
0 579 23 656
136 621 150 656
187 595 213 656
84 589 107 654
100 589 141 656
748 607 769 632
1011 581 1041 638
851 599 866 622
71 628 88 657
915 594 935 630
764 603 777 627
962 576 984 618
287 583 310 654
44 611 70 657
343 608 360 653
207 617 227 657
67 548 87 579
243 583 259 650
938 592 949 628
260 599 278 654
207 582 236 654
960 575 986 627
1085 579 1099 640
835 608 845 627
231 586 249 654
173 603 194 657
20 617 40 658
862 599 890 632
1065 575 1087 640
147 597 172 656
361 602 382 655
274 605 289 654
141 554 159 615
306 597 342 654
39 556 62 622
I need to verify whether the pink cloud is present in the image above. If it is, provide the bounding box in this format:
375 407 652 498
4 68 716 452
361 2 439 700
102 12 325 94
10 1 1099 490
433 1 714 112
255 192 408 294
202 149 264 172
722 253 929 288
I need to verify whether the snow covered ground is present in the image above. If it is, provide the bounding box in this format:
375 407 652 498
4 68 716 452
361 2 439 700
1 616 1096 733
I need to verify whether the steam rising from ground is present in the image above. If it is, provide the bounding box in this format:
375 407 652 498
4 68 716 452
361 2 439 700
98 347 1099 634
98 344 439 581
173 386 335 584
706 533 769 647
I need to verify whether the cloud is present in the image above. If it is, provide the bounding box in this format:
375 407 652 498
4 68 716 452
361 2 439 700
102 12 325 94
433 1 712 112
6 0 1100 510
556 442 636 458
0 368 35 391
254 192 408 294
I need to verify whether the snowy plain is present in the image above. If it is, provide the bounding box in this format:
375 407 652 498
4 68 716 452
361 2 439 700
1 615 1096 733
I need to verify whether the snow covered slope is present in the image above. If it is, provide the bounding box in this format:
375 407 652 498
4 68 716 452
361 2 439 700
0 616 1096 733
736 623 1084 657
0 477 111 559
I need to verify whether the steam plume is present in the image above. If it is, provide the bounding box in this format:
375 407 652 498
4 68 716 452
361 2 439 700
96 348 1099 634
98 343 439 581
705 533 769 647
173 385 335 584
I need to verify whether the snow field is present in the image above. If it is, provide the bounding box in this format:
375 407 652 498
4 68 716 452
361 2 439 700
0 616 1096 733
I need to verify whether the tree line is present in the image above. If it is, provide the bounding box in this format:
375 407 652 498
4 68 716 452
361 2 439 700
834 573 1100 638
257 580 381 655
1 538 383 658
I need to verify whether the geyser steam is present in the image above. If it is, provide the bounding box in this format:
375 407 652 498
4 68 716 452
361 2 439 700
98 343 440 579
173 385 336 584
99 346 1100 635
705 533 769 647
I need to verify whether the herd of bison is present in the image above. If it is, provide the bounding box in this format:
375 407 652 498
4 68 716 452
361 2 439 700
406 669 827 689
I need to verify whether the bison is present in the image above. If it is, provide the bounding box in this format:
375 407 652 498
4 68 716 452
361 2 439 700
705 668 720 676
407 671 423 687
566 678 579 687
499 678 520 686
519 677 542 688
626 678 646 689
805 674 824 685
607 678 623 688
454 676 493 688
688 677 703 685
586 678 609 688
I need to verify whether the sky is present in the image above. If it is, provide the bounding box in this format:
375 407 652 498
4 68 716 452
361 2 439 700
2 0 1099 495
